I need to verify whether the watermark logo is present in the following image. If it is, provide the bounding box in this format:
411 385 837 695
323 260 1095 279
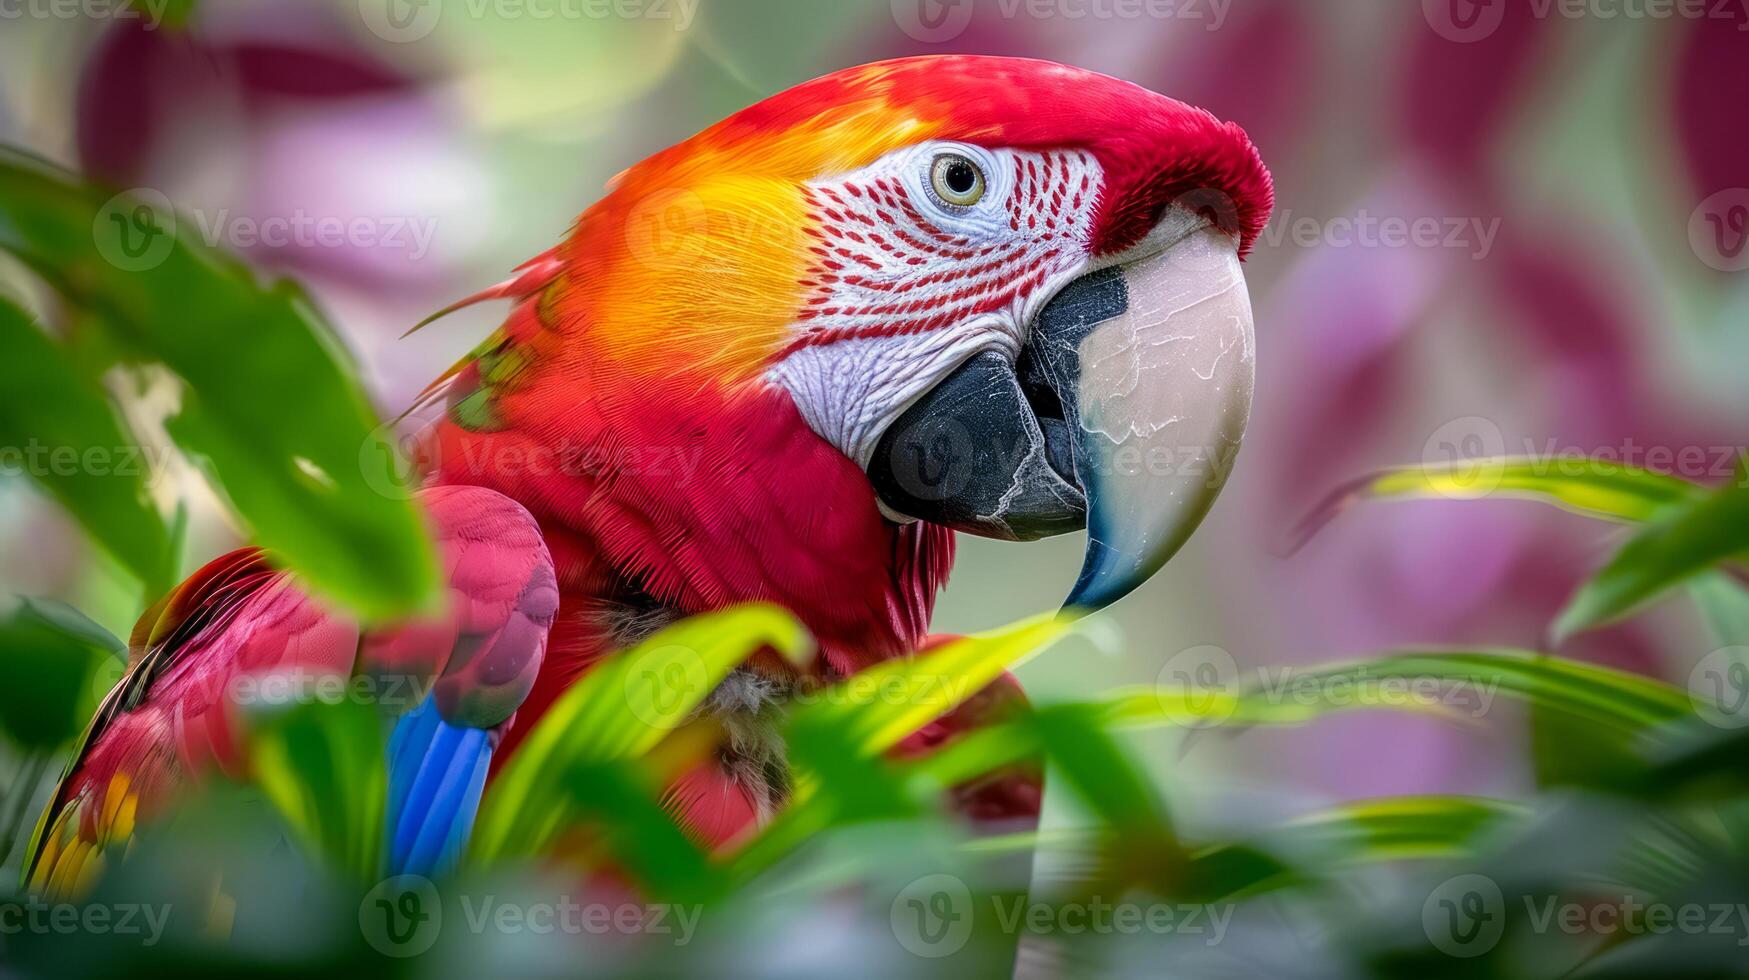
892 0 976 41
1689 188 1749 273
885 414 977 504
892 0 1230 42
0 900 171 945
1155 644 1239 727
1423 873 1506 957
1427 0 1749 43
622 645 708 727
1416 423 1749 493
93 189 176 272
1420 416 1508 498
1254 208 1503 259
623 188 710 270
1423 0 1506 42
0 0 173 28
890 874 974 957
1153 649 1503 724
359 0 443 42
359 419 433 503
360 874 442 957
1689 647 1749 729
888 879 1237 957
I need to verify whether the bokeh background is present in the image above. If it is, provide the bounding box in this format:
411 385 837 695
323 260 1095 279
1 0 1746 834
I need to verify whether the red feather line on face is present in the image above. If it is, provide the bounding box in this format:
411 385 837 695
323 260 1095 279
777 152 1086 357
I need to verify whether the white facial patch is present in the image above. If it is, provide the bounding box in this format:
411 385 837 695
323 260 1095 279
767 142 1102 468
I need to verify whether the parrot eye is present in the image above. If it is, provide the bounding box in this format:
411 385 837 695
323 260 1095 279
929 153 986 208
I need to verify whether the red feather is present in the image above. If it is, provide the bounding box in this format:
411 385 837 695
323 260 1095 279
25 486 555 897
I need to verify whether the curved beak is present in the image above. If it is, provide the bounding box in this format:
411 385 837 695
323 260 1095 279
866 224 1256 612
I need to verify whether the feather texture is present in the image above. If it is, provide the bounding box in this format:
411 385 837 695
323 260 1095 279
25 486 556 896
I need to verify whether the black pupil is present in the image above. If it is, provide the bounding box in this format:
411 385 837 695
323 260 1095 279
944 159 976 195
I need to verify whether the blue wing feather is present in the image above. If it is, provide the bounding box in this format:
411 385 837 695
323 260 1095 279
385 695 495 876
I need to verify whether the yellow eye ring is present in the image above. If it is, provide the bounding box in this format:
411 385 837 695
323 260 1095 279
929 153 986 208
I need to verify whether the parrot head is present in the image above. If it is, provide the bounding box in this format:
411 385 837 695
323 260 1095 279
429 55 1270 663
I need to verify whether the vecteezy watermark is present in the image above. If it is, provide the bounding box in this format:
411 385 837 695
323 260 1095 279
0 900 172 946
92 189 440 271
358 0 699 43
1689 188 1749 273
1255 208 1503 260
1688 647 1749 729
359 875 702 958
1422 874 1749 957
0 441 176 485
228 667 437 712
360 875 443 957
93 189 177 273
1154 645 1503 727
1418 416 1749 498
1421 874 1507 957
1423 0 1749 43
186 209 439 263
0 0 173 28
889 874 1233 957
358 418 712 502
790 669 980 710
620 643 709 728
892 0 1231 43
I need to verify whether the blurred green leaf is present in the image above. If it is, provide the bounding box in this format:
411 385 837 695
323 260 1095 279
554 761 724 902
0 298 173 595
1290 456 1705 553
11 596 125 663
471 604 810 863
0 596 119 749
785 613 1069 756
1690 572 1749 646
1555 459 1749 640
731 615 1069 882
0 148 439 621
1264 795 1522 863
1029 705 1185 888
935 648 1688 769
246 696 387 882
1180 796 1521 900
1267 649 1691 736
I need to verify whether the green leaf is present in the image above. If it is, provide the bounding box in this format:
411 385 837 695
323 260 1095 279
0 148 439 621
0 596 122 749
729 615 1070 882
1029 705 1185 887
550 761 724 902
1555 459 1749 640
900 648 1691 819
785 612 1070 756
470 604 810 863
1185 796 1522 900
11 596 126 663
1254 649 1692 736
1288 456 1706 552
900 681 1435 800
245 696 387 882
1268 795 1520 860
0 298 173 595
1690 571 1749 647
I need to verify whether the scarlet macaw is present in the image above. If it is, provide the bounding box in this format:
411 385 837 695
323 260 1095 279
25 55 1271 892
